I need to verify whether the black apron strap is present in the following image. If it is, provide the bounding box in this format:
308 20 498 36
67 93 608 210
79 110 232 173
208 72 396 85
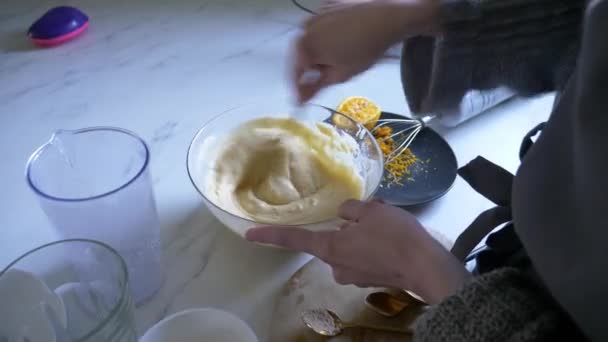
451 123 546 270
519 122 546 160
450 157 514 261
451 206 512 262
457 156 513 206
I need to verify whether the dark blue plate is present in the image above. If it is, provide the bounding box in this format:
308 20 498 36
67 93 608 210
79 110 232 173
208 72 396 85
375 112 457 207
318 106 457 207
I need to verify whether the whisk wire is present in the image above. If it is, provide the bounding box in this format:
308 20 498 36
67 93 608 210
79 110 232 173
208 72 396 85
372 117 427 163
387 125 422 162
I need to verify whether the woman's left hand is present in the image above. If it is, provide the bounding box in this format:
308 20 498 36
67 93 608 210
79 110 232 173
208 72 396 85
291 0 440 103
246 199 470 304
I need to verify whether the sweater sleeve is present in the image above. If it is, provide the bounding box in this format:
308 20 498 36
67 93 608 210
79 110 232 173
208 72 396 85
413 268 584 342
401 0 584 117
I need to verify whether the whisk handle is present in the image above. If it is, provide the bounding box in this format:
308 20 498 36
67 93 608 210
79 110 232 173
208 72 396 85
417 114 435 125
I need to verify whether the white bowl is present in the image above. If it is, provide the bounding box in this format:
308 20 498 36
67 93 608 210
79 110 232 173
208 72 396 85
140 308 258 342
186 103 384 238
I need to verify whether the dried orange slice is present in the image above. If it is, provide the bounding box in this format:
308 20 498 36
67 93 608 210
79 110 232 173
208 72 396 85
334 96 381 130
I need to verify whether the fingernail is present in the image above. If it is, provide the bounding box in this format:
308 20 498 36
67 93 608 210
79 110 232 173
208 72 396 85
298 69 321 85
244 228 258 240
245 227 269 240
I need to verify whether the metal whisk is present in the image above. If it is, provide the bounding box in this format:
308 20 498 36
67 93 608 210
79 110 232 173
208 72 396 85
372 115 435 162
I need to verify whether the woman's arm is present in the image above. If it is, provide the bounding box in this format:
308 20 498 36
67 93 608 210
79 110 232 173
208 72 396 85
402 0 584 116
413 268 585 341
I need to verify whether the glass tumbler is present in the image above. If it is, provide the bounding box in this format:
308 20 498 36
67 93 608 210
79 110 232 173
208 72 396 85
0 239 137 342
26 127 162 303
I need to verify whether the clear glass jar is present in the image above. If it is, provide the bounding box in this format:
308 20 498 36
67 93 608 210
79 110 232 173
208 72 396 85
0 239 137 342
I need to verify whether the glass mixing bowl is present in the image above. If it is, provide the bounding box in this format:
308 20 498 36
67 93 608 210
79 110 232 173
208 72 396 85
186 103 384 238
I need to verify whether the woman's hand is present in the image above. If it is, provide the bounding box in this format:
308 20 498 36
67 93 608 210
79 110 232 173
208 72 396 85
293 0 440 103
246 199 470 304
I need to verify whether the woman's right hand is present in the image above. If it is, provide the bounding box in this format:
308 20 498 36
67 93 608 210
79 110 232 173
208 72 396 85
293 0 440 103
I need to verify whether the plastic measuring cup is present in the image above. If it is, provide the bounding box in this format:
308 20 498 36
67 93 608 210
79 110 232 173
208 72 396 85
26 127 163 303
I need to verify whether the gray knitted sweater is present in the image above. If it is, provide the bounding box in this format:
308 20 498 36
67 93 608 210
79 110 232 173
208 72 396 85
413 269 582 341
400 0 608 341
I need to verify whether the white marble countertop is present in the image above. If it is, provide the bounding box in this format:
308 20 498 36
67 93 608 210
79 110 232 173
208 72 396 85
0 0 553 339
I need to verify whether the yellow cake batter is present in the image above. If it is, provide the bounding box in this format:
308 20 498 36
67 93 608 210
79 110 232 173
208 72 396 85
205 117 364 224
